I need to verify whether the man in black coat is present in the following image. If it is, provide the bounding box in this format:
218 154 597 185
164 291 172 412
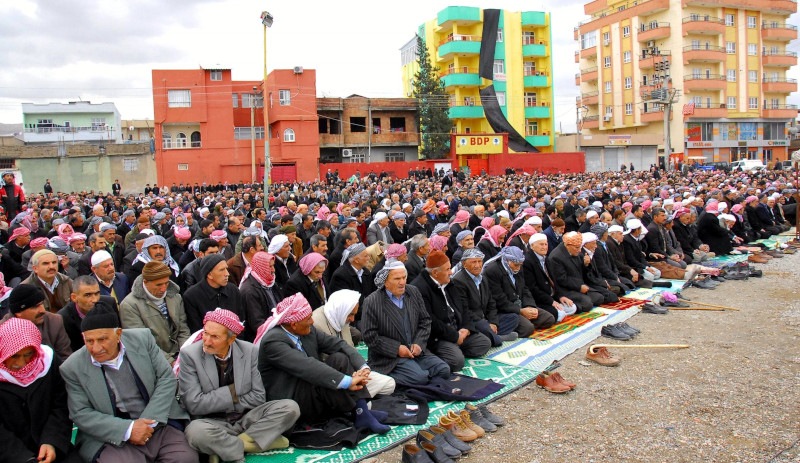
409 251 490 372
606 226 653 288
404 234 429 283
285 253 328 310
57 276 118 352
269 234 297 296
182 254 243 332
484 246 555 338
581 233 623 300
329 243 374 312
522 234 578 323
546 232 604 312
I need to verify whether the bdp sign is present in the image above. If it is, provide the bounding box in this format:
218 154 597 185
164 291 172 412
452 134 507 155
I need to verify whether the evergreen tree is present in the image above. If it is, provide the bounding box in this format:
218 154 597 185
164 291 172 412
412 35 452 160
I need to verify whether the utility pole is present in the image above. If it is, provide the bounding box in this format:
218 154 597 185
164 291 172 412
646 46 679 171
576 105 587 153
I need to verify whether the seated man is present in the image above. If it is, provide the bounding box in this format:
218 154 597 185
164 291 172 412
0 318 81 463
409 251 491 372
2 284 72 362
58 275 118 352
179 309 299 463
361 260 451 386
484 247 555 337
452 248 518 347
60 304 198 463
21 250 73 313
522 233 578 323
120 261 191 365
256 294 390 434
644 208 688 273
90 249 130 303
127 235 181 287
286 252 328 310
183 254 243 332
329 243 374 309
590 225 636 293
547 232 606 312
580 233 622 302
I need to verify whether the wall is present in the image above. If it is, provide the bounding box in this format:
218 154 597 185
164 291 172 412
484 152 585 175
321 160 456 181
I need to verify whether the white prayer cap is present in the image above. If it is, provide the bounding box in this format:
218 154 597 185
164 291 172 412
529 233 548 245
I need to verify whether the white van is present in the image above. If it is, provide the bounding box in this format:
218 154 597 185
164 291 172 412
730 159 766 172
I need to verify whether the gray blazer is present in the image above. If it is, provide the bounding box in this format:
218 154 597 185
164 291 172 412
178 339 265 418
257 325 366 402
60 328 188 462
360 284 432 375
366 223 393 246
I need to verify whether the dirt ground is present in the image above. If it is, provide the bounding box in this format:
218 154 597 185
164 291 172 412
376 249 800 463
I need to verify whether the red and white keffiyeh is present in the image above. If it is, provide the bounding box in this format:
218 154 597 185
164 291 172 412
254 293 313 345
0 318 53 387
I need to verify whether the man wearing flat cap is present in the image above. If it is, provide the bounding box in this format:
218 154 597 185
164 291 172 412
60 304 198 462
120 262 190 365
2 283 72 362
180 309 299 462
183 254 243 333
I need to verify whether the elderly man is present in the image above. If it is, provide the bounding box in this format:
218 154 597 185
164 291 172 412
1 283 72 362
0 318 82 462
546 231 607 312
522 233 578 324
366 212 393 245
240 252 282 343
410 251 490 372
58 275 118 352
645 208 688 271
127 235 180 287
183 254 243 332
405 234 430 282
268 234 297 294
60 304 198 463
120 262 190 365
450 230 475 266
210 230 234 260
6 226 31 264
330 243 374 308
21 250 73 313
257 294 390 434
286 252 329 310
325 228 360 284
484 246 555 337
99 222 125 270
389 212 408 244
361 260 450 385
179 309 299 463
227 236 262 287
580 233 622 302
77 233 108 276
90 249 130 303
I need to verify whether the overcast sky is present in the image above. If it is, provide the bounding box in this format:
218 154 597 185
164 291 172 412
1 0 798 133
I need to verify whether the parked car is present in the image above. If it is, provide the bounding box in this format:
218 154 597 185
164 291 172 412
730 159 766 172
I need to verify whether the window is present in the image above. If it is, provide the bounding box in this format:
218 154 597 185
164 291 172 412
727 69 736 82
749 97 758 109
210 70 222 81
602 32 610 44
526 120 539 136
176 132 187 148
747 16 756 28
241 93 253 108
726 42 735 54
283 128 295 142
232 93 238 108
623 25 630 37
279 89 291 106
748 70 758 82
522 31 535 45
177 163 189 171
625 103 633 115
496 29 503 42
524 92 538 107
625 77 632 89
493 60 505 78
350 117 366 133
605 81 612 93
122 158 139 172
389 117 406 132
346 152 365 163
605 106 613 116
233 127 265 139
725 14 734 26
748 43 757 56
371 118 381 133
190 131 201 148
161 132 171 149
580 31 597 49
168 90 191 108
523 61 536 75
623 51 631 63
0 159 14 169
727 96 736 109
91 118 106 130
692 68 701 78
385 152 405 162
740 122 756 140
496 91 506 106
603 56 611 68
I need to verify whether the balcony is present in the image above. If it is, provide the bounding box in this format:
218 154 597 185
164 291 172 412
762 77 797 93
687 102 728 118
641 107 665 122
581 66 599 82
683 45 725 63
523 74 550 88
438 35 481 60
522 42 548 57
683 74 727 91
582 115 599 129
448 104 485 119
580 91 599 105
762 23 798 42
437 6 480 27
440 67 481 88
22 125 118 144
682 0 797 14
575 51 580 63
639 52 671 70
524 103 551 119
521 11 547 26
581 0 670 29
637 22 671 42
762 51 798 67
580 45 597 59
762 104 799 118
525 135 551 146
682 16 725 35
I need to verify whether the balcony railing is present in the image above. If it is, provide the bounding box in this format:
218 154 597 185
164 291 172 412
762 22 798 31
25 125 113 134
763 103 798 109
523 69 550 76
439 34 481 45
764 51 798 57
583 115 600 121
524 100 550 107
682 15 724 24
440 67 479 77
640 21 670 31
684 44 725 52
684 74 726 81
763 77 797 83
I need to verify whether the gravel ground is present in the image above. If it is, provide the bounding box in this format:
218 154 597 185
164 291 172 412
375 249 800 463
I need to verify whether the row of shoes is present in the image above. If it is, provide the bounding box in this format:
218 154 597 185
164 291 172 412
722 262 763 280
534 370 576 394
600 322 640 341
402 405 504 463
748 252 775 264
686 275 722 289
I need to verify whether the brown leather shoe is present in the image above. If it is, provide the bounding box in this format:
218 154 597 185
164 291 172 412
764 250 783 258
586 346 621 367
748 254 769 264
438 415 479 442
535 372 571 393
454 410 486 438
550 371 576 390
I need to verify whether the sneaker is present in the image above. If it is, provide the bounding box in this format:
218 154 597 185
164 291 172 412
464 406 497 433
601 324 632 340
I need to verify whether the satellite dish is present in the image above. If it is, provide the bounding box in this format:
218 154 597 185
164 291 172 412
791 150 800 162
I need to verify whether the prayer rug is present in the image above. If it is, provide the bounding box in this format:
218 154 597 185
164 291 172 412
600 296 647 311
530 311 605 340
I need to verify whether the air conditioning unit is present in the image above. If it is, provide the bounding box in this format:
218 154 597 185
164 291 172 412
341 148 353 157
293 66 304 74
647 40 655 48
603 115 612 121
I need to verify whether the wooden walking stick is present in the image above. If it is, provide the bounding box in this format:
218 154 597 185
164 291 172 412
589 344 690 354
668 307 725 311
687 301 740 311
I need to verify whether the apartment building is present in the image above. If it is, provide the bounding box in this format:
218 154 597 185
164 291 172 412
403 6 555 162
575 0 798 169
21 101 122 146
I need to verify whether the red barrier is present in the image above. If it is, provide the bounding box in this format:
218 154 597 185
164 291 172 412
486 152 585 175
321 160 456 180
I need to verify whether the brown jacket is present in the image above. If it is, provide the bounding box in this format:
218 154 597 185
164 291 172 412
226 253 247 287
1 311 73 362
21 272 73 314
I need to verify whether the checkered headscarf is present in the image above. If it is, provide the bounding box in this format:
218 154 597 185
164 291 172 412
254 293 313 345
0 318 52 387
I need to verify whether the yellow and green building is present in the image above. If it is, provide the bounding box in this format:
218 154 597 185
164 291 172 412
402 6 555 154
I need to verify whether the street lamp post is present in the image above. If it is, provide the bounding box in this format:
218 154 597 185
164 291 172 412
261 11 273 208
250 85 257 184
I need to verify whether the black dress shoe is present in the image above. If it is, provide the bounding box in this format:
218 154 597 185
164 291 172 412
403 444 435 463
614 322 638 337
418 429 461 459
601 324 631 340
641 303 668 314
